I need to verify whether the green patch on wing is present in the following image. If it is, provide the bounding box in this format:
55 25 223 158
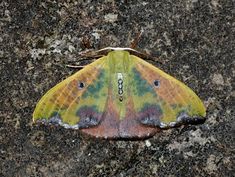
130 67 161 114
50 111 60 118
131 68 157 97
169 103 194 115
82 70 105 99
75 68 108 124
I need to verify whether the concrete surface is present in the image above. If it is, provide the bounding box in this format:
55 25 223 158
0 0 234 176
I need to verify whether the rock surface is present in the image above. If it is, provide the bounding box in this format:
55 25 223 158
0 0 234 176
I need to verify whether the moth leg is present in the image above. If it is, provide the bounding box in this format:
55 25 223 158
130 29 143 49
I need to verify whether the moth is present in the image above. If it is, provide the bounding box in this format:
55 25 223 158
33 47 206 139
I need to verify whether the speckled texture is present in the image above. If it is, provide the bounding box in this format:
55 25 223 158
0 0 234 176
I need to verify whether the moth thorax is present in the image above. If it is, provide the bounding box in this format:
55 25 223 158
117 73 124 102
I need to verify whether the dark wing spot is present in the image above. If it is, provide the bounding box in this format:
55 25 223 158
176 112 206 125
78 81 85 89
154 80 160 88
167 112 206 128
138 104 163 127
119 96 123 102
76 106 102 128
118 78 123 84
118 89 123 95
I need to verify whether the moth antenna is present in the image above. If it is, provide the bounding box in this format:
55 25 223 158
66 64 86 69
79 50 104 59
